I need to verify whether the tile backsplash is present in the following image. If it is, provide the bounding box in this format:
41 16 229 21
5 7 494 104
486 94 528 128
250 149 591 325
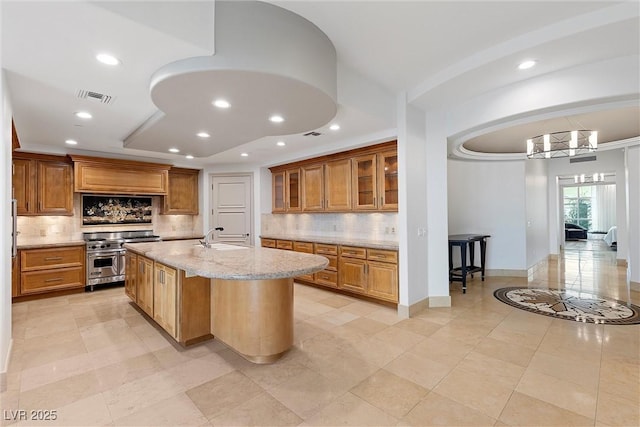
17 194 202 239
261 213 398 241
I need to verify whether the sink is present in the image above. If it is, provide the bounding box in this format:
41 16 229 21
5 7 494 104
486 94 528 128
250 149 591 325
196 242 248 250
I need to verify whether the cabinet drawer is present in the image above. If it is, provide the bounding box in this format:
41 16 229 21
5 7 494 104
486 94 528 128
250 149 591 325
20 267 84 295
320 254 337 271
367 249 398 264
315 243 337 255
261 238 276 248
339 246 367 259
276 240 293 250
293 241 314 253
315 270 338 287
21 246 84 271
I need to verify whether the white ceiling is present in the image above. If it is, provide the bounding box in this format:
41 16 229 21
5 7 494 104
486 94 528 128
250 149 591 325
3 1 639 167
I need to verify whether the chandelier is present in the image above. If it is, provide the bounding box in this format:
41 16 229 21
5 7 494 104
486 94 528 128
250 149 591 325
526 130 597 159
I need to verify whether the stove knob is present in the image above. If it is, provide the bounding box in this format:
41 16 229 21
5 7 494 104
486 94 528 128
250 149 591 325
106 244 111 248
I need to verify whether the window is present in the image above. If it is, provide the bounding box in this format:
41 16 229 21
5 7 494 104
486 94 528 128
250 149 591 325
563 185 592 230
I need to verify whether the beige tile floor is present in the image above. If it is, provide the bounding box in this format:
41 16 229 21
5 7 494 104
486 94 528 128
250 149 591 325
2 244 638 426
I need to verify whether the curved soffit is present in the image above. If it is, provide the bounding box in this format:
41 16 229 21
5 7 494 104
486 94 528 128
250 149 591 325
124 1 337 157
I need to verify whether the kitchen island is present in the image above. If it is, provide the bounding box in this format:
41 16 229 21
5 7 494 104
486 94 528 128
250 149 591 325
124 240 328 363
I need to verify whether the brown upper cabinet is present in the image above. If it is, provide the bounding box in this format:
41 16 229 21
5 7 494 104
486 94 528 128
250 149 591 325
301 159 352 212
301 164 324 211
12 153 73 216
11 120 20 151
70 155 171 195
162 167 199 215
272 168 301 212
271 140 396 213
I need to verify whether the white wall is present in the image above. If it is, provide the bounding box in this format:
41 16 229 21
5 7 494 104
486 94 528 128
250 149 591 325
424 111 450 304
397 94 429 310
525 159 549 268
547 149 627 261
448 159 527 271
1 69 13 390
626 145 640 285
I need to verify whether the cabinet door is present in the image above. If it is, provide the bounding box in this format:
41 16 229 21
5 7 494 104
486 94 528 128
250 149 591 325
154 264 177 338
12 254 20 297
286 168 301 212
352 155 377 210
12 158 35 215
338 257 367 294
272 171 286 212
124 252 137 301
367 261 398 302
302 164 324 211
136 256 154 317
163 169 199 214
325 159 352 211
37 160 73 215
378 150 398 211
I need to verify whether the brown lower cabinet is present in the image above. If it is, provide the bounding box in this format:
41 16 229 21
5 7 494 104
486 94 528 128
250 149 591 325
125 251 212 345
14 245 85 300
260 238 398 303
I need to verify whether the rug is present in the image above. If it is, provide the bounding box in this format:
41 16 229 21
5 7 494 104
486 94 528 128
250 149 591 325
494 287 640 325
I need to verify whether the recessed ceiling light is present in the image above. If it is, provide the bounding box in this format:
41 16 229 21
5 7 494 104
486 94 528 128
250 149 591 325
276 141 286 147
169 148 180 153
197 132 210 138
269 115 284 123
96 53 120 66
329 124 340 131
75 111 92 119
185 155 194 159
518 60 536 70
65 139 78 145
213 99 230 109
240 152 249 157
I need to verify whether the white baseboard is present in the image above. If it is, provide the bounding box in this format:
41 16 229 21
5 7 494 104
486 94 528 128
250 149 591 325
428 295 451 308
486 269 528 277
397 295 450 317
0 338 13 393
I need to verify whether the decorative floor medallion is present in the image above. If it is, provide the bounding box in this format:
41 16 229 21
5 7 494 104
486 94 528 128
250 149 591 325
494 287 640 325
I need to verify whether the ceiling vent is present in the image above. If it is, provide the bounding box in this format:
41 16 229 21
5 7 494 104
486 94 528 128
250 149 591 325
76 89 114 104
303 131 321 137
570 155 597 163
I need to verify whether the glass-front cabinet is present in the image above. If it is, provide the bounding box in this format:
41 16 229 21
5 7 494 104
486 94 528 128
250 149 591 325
352 150 397 211
272 171 285 212
352 154 377 210
272 168 301 212
286 169 301 212
378 150 398 211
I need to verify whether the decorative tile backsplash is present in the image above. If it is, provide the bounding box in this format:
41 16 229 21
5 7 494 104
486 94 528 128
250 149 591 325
261 213 398 241
81 195 152 225
17 194 201 239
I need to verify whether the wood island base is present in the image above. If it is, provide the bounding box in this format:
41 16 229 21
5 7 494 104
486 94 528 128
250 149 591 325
211 277 294 364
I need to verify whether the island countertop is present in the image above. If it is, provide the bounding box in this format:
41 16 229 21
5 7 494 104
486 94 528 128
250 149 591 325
124 239 328 280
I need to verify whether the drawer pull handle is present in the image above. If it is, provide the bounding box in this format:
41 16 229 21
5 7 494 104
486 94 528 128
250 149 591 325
44 257 63 261
44 277 63 283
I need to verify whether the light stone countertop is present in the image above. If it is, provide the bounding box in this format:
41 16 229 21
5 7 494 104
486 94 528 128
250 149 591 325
259 234 399 250
17 236 86 249
124 239 329 280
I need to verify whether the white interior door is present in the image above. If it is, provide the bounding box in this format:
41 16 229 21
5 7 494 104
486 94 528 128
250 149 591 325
210 174 253 245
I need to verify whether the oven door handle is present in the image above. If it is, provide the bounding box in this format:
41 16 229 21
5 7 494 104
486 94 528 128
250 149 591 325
89 251 124 257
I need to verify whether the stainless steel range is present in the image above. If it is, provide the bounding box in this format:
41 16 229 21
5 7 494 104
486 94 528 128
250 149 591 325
83 230 161 291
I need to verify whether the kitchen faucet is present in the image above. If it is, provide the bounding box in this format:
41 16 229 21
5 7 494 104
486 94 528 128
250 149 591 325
203 227 224 246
